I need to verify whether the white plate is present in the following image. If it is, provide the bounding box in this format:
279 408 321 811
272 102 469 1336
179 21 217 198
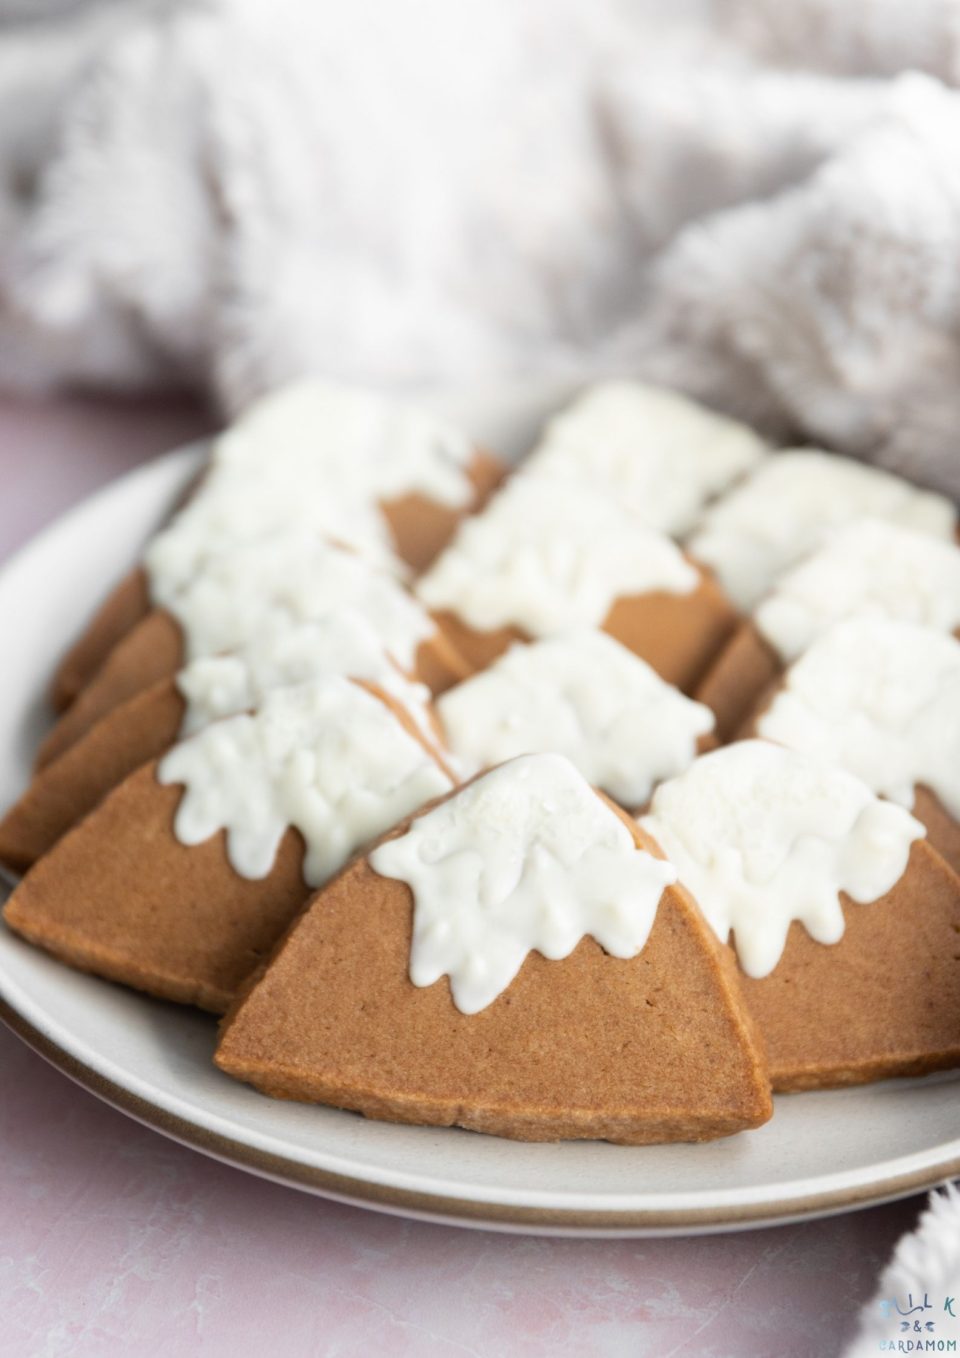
1 377 959 1237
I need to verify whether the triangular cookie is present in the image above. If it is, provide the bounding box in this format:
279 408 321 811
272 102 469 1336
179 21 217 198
51 565 151 712
696 518 960 741
37 609 183 769
685 450 957 612
382 448 505 573
738 838 960 1090
37 545 471 770
215 755 772 1144
418 474 738 690
641 740 960 1091
694 620 780 743
9 610 451 871
0 677 184 873
738 618 960 875
435 630 715 812
5 679 455 1012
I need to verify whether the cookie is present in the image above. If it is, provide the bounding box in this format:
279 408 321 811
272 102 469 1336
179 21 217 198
0 678 184 874
48 378 505 717
686 450 957 612
5 678 455 1010
740 617 960 875
436 629 715 811
36 539 470 769
521 380 766 536
693 620 781 743
737 839 960 1091
696 519 960 740
641 740 960 1090
6 610 448 870
215 754 772 1144
382 448 505 573
417 473 738 690
50 566 151 712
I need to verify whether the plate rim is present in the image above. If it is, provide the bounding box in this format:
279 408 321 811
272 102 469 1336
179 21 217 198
4 996 959 1235
2 425 959 1237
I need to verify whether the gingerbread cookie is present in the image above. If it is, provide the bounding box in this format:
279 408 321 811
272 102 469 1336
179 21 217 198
49 377 503 714
37 538 470 769
521 380 766 536
436 629 714 812
417 474 738 690
51 566 152 712
3 610 444 871
696 519 960 739
216 754 772 1144
5 677 455 1010
686 450 957 612
641 740 960 1090
740 617 960 874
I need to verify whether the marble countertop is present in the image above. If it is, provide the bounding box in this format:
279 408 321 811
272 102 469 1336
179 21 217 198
0 393 922 1358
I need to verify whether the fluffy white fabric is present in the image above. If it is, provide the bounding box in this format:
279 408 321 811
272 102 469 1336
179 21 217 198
844 1185 960 1356
3 0 960 504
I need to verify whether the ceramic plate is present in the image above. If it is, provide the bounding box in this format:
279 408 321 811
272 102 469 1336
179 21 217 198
2 377 958 1237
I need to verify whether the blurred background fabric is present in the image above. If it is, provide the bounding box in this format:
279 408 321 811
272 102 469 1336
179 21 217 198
2 0 960 500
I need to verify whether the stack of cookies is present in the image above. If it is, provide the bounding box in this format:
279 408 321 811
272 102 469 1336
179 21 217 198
3 376 960 1145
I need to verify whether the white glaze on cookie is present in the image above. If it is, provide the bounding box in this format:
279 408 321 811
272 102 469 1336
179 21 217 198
219 378 476 509
641 740 924 978
524 381 766 536
686 451 957 611
436 630 713 807
159 676 453 886
175 607 436 748
150 534 435 669
757 618 960 821
146 379 476 590
370 753 678 1014
416 474 698 636
755 518 960 662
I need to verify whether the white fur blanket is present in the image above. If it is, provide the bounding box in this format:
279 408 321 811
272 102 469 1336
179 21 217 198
3 0 960 499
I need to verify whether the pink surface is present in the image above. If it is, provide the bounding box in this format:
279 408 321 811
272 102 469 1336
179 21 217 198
0 394 925 1357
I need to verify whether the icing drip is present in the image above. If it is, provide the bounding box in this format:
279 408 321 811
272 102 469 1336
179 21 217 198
158 676 453 886
148 533 435 669
525 381 766 536
369 752 678 1014
757 618 960 822
641 740 924 978
436 630 714 807
175 607 436 750
146 378 476 590
686 450 957 611
416 474 698 636
755 518 960 663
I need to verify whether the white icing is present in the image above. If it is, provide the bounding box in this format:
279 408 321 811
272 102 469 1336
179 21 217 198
755 518 960 663
370 753 677 1014
158 676 453 887
149 533 435 670
524 381 766 536
436 630 714 808
146 378 476 591
686 450 957 611
416 474 699 635
175 608 436 750
220 378 476 508
757 618 960 822
641 740 924 978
